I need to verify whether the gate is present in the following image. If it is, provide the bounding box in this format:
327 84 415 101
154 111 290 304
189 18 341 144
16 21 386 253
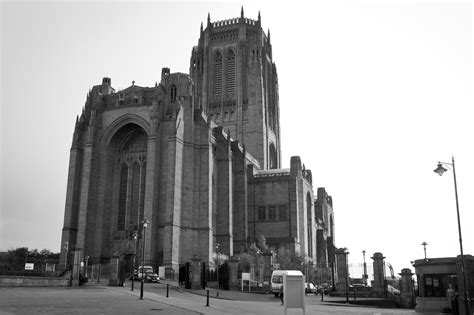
219 261 229 290
179 262 191 289
201 261 207 289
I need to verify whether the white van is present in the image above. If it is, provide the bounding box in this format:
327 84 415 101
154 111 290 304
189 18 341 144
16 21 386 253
271 270 302 297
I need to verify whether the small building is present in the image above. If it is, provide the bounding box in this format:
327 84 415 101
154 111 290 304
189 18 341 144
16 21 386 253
413 255 474 314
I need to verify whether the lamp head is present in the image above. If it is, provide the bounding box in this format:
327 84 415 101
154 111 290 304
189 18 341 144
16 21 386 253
433 163 447 176
421 241 428 246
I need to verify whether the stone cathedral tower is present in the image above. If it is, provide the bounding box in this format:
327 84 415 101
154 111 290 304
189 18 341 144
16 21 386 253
190 8 281 170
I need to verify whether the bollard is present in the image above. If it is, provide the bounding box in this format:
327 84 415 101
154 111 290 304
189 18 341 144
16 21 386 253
321 291 324 301
353 289 356 300
346 290 349 303
206 289 209 306
166 284 169 298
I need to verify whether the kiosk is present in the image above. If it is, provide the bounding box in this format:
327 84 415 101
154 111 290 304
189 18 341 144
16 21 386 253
283 270 305 314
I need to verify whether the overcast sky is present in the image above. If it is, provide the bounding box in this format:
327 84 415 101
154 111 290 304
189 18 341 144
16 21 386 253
1 0 472 275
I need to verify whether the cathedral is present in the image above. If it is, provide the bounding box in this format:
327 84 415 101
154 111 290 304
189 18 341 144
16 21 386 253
60 9 336 279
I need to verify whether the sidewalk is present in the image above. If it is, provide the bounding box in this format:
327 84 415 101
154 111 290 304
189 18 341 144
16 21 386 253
119 280 416 315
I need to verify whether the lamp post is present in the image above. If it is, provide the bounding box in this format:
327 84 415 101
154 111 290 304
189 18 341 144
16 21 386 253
215 243 220 297
421 242 428 261
131 231 138 291
344 248 350 303
64 242 69 270
84 256 89 278
139 219 149 300
434 157 471 315
362 250 367 286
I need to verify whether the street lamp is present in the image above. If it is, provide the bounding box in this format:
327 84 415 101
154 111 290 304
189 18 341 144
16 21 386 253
345 248 350 303
215 243 220 297
131 231 138 291
64 242 69 270
434 157 471 315
84 256 89 278
421 242 428 261
362 250 367 286
140 219 149 300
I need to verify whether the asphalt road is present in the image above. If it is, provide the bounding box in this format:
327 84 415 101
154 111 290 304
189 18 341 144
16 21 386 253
0 281 416 315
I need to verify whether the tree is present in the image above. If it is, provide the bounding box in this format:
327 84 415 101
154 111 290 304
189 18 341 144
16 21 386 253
275 247 305 271
0 247 59 275
233 235 271 272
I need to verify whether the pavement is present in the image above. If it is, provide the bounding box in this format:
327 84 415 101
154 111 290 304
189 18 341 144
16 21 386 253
0 280 416 315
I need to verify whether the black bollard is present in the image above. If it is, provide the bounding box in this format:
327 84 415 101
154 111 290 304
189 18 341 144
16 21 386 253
166 284 169 298
321 291 324 301
353 289 356 300
206 289 209 307
346 290 349 303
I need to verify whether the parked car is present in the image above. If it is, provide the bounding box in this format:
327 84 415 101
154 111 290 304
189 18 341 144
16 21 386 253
129 266 160 283
387 285 400 295
144 271 160 283
270 270 304 297
318 283 331 295
305 282 317 294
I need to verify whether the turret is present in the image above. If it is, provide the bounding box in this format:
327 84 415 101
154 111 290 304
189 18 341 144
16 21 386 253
101 77 112 95
161 67 170 85
290 156 302 176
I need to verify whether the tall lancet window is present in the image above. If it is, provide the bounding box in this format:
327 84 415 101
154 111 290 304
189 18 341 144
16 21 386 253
170 84 177 102
214 52 223 96
116 128 147 231
306 193 313 257
226 49 236 94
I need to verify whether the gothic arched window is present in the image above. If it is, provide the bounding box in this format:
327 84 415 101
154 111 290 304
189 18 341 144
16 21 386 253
214 52 223 96
225 49 236 94
170 84 177 102
306 193 313 257
115 128 147 232
269 143 277 169
117 164 128 231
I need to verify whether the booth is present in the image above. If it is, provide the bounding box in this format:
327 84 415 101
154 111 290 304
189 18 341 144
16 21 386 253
283 270 305 314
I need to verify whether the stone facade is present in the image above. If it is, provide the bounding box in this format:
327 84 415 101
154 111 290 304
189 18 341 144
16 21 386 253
59 10 337 279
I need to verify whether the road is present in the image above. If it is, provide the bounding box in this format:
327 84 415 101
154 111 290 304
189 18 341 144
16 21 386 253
0 280 415 315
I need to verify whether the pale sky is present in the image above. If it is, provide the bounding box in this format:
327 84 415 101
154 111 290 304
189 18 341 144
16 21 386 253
1 0 472 275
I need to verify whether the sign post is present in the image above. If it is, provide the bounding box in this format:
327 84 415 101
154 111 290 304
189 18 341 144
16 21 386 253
25 263 34 271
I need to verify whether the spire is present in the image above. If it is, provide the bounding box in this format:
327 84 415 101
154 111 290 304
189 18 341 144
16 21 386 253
200 21 203 33
207 12 211 26
268 28 271 42
241 6 244 19
258 11 261 25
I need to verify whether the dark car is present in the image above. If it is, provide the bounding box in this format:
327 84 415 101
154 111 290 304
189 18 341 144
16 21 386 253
145 271 160 283
318 283 331 295
129 266 160 283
